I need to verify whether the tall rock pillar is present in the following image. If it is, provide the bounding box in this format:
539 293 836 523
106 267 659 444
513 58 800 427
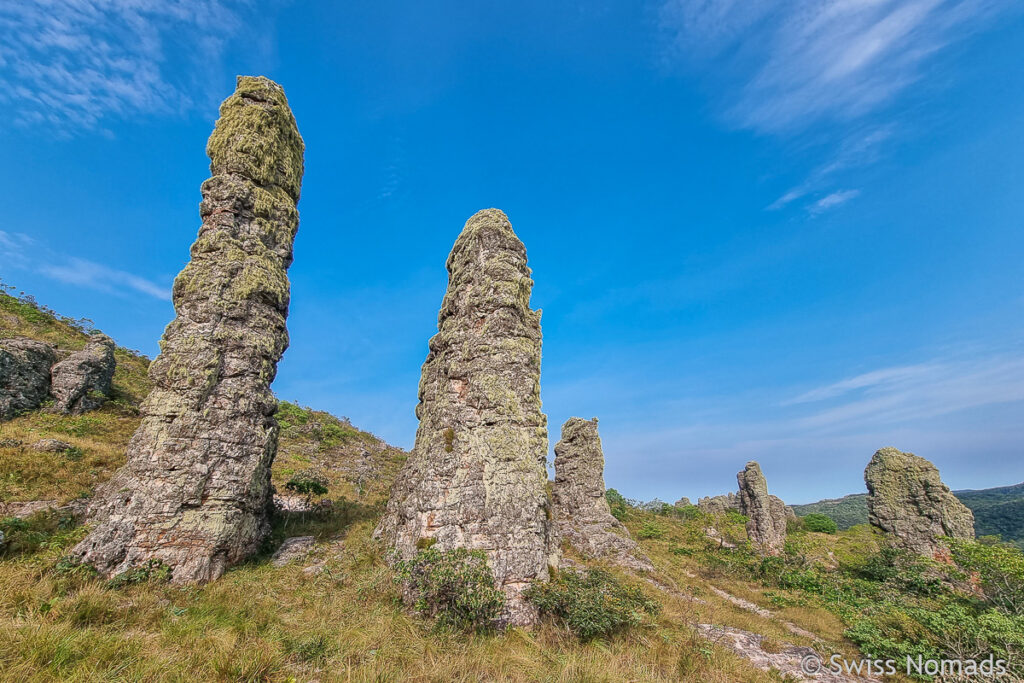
73 76 304 582
737 461 788 556
376 208 556 626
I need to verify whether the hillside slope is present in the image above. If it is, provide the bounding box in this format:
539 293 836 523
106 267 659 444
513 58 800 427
3 287 1024 681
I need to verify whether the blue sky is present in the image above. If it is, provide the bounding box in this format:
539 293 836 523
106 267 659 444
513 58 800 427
1 1 1022 504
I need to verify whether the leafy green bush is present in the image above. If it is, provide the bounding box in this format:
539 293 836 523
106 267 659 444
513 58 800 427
285 472 329 500
394 547 504 631
802 513 838 534
950 538 1024 615
526 568 660 640
637 521 665 540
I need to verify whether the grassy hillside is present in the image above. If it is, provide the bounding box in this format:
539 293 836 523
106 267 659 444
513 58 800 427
4 287 1024 681
793 484 1024 549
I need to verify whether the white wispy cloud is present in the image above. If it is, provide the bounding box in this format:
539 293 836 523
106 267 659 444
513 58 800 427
807 188 861 214
660 0 1014 214
0 0 258 132
0 229 169 300
661 0 1010 133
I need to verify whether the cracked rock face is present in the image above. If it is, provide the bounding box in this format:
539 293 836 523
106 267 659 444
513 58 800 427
865 447 974 555
737 462 787 556
552 417 652 572
0 338 57 420
50 333 116 414
375 208 556 626
697 492 741 515
73 76 304 583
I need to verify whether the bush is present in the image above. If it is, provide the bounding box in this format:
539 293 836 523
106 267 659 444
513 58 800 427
803 513 838 535
394 547 504 631
285 472 329 504
950 538 1024 616
637 521 665 540
526 568 661 640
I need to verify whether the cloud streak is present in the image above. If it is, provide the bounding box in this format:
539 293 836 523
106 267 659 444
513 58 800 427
0 230 169 300
661 0 1010 133
0 0 257 132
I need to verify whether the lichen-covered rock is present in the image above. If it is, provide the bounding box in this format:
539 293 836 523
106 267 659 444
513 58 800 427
50 333 116 414
552 417 652 572
697 492 741 515
29 439 73 453
737 462 787 556
674 496 692 508
72 76 304 583
375 208 557 626
0 337 57 420
864 447 975 555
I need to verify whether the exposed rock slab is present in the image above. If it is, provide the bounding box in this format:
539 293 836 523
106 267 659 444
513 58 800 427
375 208 556 626
72 76 304 583
697 624 880 682
552 417 652 572
50 333 116 414
0 337 57 420
698 492 741 515
737 461 787 556
271 536 315 567
864 447 975 555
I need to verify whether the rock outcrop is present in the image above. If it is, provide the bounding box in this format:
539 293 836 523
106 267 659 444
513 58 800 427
375 208 556 626
737 462 787 556
864 447 975 554
698 492 741 515
552 417 652 572
72 76 304 582
0 338 57 420
674 496 692 508
50 333 116 414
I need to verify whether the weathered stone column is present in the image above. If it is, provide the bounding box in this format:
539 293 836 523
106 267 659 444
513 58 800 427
0 338 56 420
865 447 974 555
552 417 652 571
73 76 304 582
737 461 787 556
376 208 557 626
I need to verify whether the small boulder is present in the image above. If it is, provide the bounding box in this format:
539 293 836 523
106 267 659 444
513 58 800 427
29 439 74 453
0 337 57 420
864 447 974 555
272 536 315 567
50 333 116 414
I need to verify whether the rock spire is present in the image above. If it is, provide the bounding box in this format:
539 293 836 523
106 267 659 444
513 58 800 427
552 417 652 571
73 76 304 582
864 447 974 555
375 208 556 626
737 461 788 556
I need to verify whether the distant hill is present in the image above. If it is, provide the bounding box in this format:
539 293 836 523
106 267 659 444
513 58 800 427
793 482 1024 548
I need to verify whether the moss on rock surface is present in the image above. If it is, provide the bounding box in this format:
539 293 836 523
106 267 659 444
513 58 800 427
375 209 557 626
73 76 304 583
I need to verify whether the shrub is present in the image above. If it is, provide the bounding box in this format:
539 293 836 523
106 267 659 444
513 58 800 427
285 472 329 507
637 521 665 540
394 547 504 631
949 538 1024 616
526 568 661 640
803 513 838 535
